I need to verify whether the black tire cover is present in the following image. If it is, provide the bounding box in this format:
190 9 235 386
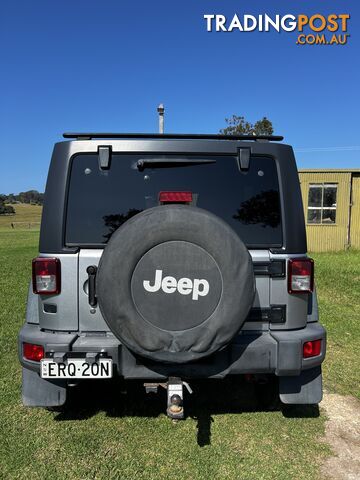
97 205 255 363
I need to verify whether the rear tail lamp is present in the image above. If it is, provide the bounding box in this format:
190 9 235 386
303 339 321 358
159 191 193 203
32 257 61 294
23 342 44 362
288 258 314 294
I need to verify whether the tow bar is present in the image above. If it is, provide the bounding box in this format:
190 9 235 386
144 377 193 420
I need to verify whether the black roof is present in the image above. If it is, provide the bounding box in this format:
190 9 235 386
40 137 306 254
63 132 284 141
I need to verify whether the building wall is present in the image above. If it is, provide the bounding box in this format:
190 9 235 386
350 174 360 249
299 172 351 252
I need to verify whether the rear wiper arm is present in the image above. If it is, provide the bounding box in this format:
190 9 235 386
137 158 216 171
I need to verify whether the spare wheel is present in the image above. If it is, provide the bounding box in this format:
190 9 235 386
96 205 255 363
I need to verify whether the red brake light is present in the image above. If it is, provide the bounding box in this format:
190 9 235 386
159 191 193 203
23 342 45 362
303 339 321 358
288 258 314 294
32 257 61 294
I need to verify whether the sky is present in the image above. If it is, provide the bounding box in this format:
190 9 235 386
0 0 359 193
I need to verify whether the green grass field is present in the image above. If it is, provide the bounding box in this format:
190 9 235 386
0 204 42 230
312 250 360 399
0 230 359 479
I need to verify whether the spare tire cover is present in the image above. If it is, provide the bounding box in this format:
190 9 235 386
97 205 255 363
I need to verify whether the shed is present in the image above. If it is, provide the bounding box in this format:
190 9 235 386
298 169 360 251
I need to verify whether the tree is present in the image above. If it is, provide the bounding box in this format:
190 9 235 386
17 190 44 205
0 200 15 215
102 209 142 241
0 190 44 205
220 115 274 136
233 190 280 228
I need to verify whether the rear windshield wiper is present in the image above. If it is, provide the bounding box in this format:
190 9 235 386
136 158 216 171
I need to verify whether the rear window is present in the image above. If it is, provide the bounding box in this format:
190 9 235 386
65 154 282 247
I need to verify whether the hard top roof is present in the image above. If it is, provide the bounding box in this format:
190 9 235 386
63 132 284 142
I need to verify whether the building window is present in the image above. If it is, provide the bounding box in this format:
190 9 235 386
307 184 337 224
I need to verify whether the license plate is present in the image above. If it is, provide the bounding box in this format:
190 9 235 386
40 358 112 379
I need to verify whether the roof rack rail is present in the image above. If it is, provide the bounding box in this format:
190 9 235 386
63 132 284 141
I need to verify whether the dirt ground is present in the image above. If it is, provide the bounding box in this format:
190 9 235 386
321 393 360 480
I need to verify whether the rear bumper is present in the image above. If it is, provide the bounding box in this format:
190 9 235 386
19 322 326 379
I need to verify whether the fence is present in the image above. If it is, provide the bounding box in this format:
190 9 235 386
10 222 41 230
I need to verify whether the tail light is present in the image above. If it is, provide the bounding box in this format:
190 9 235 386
23 342 44 362
159 191 193 203
32 257 61 294
288 258 314 294
303 339 321 358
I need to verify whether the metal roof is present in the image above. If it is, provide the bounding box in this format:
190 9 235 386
299 169 360 173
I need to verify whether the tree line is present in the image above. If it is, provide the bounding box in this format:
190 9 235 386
0 190 44 215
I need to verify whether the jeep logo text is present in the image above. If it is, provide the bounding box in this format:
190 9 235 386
143 269 210 301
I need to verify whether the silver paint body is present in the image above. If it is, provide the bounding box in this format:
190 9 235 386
34 250 312 334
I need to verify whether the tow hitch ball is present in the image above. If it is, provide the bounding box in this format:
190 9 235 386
144 377 193 420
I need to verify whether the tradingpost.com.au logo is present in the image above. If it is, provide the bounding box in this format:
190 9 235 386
204 13 350 46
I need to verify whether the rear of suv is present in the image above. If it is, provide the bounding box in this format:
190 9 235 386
19 133 326 417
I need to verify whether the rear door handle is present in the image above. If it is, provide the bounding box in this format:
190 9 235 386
86 265 98 307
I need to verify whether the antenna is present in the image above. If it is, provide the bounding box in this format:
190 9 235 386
157 103 164 134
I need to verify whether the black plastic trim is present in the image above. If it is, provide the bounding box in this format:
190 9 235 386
63 132 284 141
237 147 251 170
98 146 112 170
253 260 286 277
86 265 98 307
247 305 286 324
43 304 57 314
19 322 326 378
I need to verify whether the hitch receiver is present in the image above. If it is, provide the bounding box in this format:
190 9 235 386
167 377 184 420
144 377 192 420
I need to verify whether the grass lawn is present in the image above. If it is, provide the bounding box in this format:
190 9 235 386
0 204 42 230
0 230 358 479
311 250 360 399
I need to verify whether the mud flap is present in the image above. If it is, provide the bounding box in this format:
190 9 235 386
22 368 67 407
279 366 322 404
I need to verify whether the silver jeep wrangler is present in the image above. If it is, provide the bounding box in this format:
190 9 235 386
18 133 326 418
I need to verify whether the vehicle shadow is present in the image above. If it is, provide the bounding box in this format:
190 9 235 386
54 376 319 446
